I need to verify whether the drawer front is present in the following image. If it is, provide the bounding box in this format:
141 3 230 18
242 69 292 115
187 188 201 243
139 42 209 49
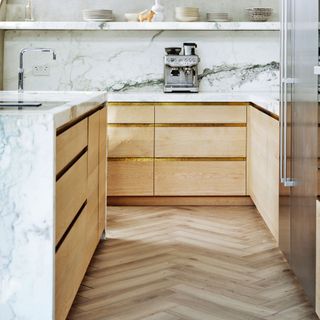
56 152 88 245
56 119 88 174
155 160 246 196
108 127 154 157
155 127 246 157
108 160 153 196
155 105 247 123
55 205 98 320
108 105 154 124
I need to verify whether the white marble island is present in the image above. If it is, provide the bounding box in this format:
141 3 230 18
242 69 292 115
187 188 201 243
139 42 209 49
0 91 106 320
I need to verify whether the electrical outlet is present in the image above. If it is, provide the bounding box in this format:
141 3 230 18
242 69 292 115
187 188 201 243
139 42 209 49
32 64 50 76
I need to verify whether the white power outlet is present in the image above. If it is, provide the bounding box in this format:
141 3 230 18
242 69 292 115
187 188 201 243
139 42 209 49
32 64 50 76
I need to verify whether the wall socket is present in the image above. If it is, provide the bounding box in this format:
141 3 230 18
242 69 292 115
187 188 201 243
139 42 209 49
32 64 50 76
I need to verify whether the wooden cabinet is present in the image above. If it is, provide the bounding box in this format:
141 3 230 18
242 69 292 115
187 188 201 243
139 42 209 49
155 127 246 157
56 152 88 245
55 106 107 320
155 160 246 196
108 126 154 157
108 160 153 196
247 106 279 242
107 103 155 196
108 104 154 124
155 104 246 123
107 102 247 198
56 119 87 174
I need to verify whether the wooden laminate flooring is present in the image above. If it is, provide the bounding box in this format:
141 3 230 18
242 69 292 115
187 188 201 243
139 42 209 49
68 206 318 320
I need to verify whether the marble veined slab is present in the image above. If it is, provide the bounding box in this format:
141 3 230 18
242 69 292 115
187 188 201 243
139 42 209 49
0 91 106 320
0 21 280 31
108 91 280 117
0 91 107 129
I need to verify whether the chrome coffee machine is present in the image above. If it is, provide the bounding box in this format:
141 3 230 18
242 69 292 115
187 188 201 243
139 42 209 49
164 43 200 93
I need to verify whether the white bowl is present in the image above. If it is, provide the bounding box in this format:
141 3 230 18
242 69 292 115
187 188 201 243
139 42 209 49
124 13 139 22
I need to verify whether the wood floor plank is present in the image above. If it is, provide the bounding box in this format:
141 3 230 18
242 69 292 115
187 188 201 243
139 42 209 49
68 206 318 320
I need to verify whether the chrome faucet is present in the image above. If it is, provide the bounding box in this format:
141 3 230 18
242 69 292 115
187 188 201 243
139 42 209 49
18 48 57 93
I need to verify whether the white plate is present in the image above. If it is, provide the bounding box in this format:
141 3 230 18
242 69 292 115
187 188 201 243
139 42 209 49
175 16 200 22
84 18 114 22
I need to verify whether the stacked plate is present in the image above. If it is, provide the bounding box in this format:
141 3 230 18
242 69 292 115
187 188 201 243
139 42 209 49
207 12 231 22
82 9 113 22
175 7 200 22
246 7 273 22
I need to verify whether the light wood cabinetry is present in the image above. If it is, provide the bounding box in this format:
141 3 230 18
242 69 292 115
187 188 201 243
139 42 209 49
56 119 87 174
155 160 246 196
55 106 107 320
108 126 154 157
247 106 279 242
56 152 88 245
155 104 246 123
107 102 247 198
108 160 153 196
108 104 154 123
155 127 246 157
107 103 155 196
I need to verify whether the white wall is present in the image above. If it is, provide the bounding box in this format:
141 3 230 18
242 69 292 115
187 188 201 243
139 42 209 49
7 0 279 22
3 1 280 93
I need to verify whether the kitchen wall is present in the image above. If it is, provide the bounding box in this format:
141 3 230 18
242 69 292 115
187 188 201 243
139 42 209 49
3 0 280 93
7 0 279 22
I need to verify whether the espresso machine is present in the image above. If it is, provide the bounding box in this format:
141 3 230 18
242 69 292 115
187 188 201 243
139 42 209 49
164 43 200 93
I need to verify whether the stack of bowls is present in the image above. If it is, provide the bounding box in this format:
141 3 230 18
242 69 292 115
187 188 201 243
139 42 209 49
175 7 200 22
246 7 273 22
207 12 231 22
82 9 113 22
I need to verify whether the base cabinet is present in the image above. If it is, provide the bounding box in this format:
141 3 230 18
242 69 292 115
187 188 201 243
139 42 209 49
247 106 279 242
55 106 107 320
155 160 246 196
107 103 247 197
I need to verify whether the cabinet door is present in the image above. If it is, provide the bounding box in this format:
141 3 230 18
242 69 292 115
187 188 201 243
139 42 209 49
56 118 87 174
155 127 246 158
108 160 153 196
247 106 279 241
88 111 100 242
155 160 246 196
56 153 88 245
108 126 154 157
99 108 107 235
155 104 247 124
108 104 154 124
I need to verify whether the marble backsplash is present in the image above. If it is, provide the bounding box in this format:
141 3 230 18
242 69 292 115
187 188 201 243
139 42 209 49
3 30 280 93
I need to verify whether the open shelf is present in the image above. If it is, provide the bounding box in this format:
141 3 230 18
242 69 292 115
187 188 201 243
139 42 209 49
0 21 280 31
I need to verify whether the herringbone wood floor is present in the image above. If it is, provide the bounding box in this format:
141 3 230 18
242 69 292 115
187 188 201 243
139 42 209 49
68 206 318 320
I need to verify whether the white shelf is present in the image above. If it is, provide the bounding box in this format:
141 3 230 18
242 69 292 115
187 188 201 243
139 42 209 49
0 21 280 31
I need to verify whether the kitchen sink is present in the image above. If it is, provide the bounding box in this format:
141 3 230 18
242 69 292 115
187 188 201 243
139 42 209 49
0 101 42 108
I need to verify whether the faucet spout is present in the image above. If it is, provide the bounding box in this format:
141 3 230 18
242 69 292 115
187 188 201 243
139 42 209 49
18 47 57 93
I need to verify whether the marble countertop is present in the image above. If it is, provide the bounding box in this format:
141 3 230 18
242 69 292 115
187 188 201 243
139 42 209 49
0 91 107 128
108 92 280 117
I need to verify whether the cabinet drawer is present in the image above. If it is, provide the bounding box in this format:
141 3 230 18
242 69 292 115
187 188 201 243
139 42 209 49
108 127 154 157
56 119 88 174
108 105 154 124
56 152 88 245
155 105 247 123
108 160 153 196
155 127 246 157
55 205 98 320
155 160 246 196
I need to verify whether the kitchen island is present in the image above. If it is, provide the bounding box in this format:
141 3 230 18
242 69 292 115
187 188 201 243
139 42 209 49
0 91 107 320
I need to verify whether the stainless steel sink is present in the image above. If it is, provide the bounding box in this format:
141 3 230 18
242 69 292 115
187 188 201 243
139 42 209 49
0 101 42 108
